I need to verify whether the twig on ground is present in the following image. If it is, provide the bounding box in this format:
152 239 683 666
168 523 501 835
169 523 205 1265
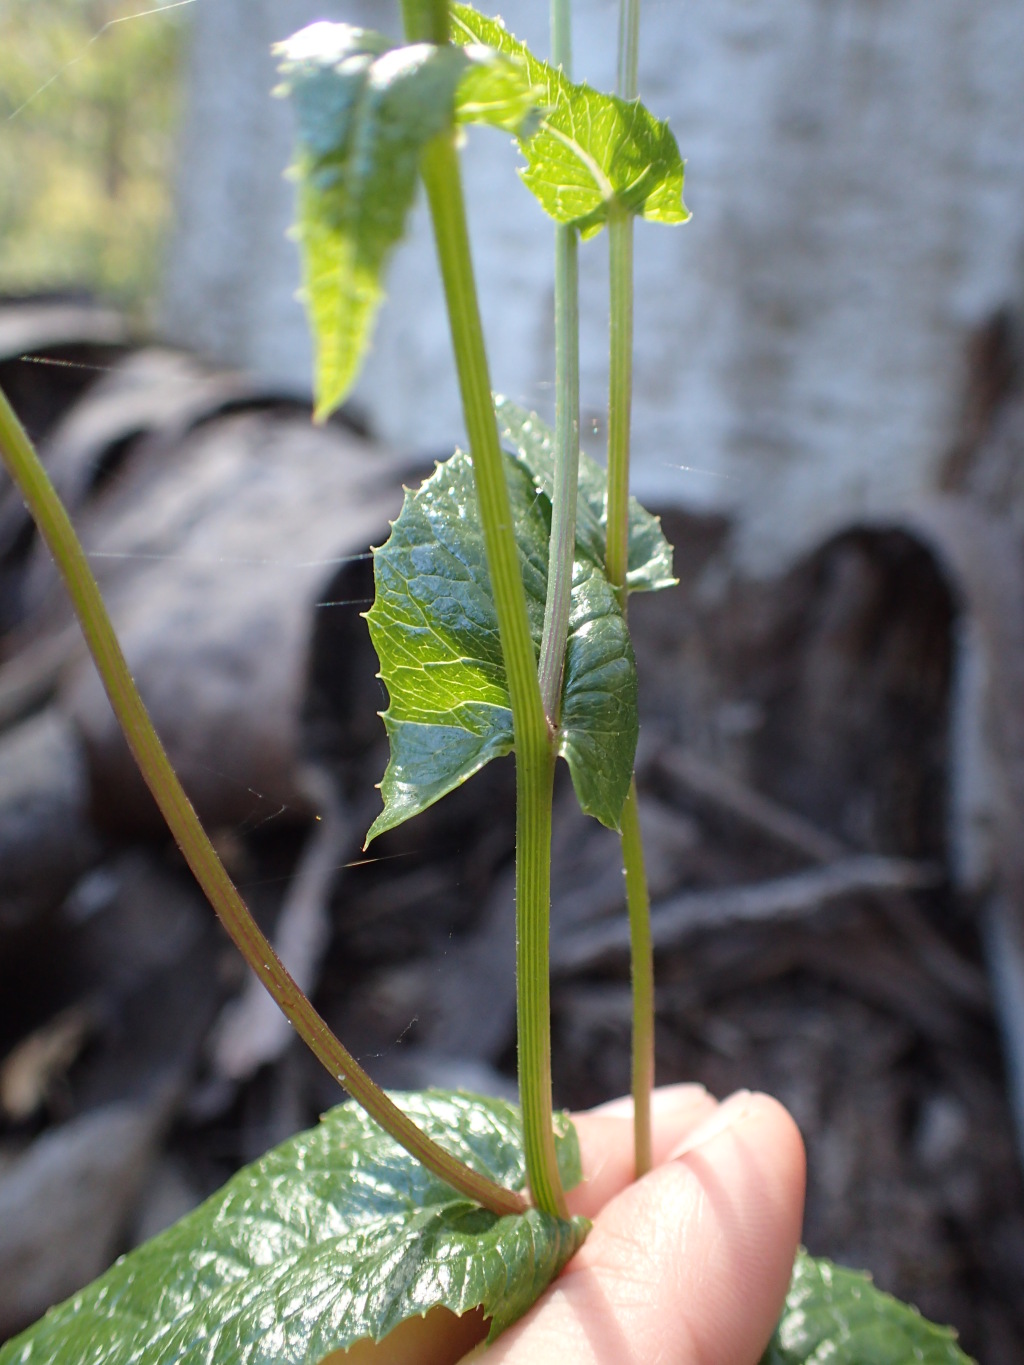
653 746 849 865
552 855 942 973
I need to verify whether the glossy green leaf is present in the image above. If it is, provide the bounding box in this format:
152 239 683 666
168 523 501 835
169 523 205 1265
761 1249 976 1365
276 24 541 418
0 1092 588 1365
450 5 689 239
365 444 638 841
495 397 676 594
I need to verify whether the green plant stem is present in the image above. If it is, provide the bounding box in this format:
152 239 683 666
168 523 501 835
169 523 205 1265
620 778 654 1173
606 0 641 607
517 745 561 1204
416 130 567 1220
399 0 448 43
605 200 633 608
551 0 573 72
606 0 656 1179
537 0 580 726
0 384 525 1220
618 0 640 101
610 213 655 1176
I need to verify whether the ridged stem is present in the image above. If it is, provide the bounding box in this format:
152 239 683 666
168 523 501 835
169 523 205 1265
516 745 562 1214
415 126 567 1218
0 384 525 1219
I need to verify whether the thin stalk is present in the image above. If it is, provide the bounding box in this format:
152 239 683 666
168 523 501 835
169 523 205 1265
537 0 580 725
605 199 633 609
551 0 573 71
606 0 656 1178
606 0 641 606
617 0 640 101
620 779 654 1174
416 130 567 1219
400 0 448 43
0 385 525 1220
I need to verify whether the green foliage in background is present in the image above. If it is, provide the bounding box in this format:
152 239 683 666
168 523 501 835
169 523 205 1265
0 0 185 315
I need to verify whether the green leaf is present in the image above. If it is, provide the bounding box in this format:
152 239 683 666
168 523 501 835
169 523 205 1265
761 1249 976 1365
454 45 545 138
365 445 638 841
495 397 676 594
450 4 689 239
276 24 542 418
0 1092 588 1365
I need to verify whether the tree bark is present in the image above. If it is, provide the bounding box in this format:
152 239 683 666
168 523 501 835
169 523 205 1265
162 0 1024 573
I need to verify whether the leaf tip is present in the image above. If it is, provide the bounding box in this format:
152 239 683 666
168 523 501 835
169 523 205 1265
312 389 343 425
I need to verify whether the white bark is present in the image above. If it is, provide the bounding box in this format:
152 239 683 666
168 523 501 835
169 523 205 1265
160 0 394 393
162 0 1024 572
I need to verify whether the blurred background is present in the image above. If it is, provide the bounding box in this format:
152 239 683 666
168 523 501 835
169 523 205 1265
0 0 184 314
2 0 1024 1359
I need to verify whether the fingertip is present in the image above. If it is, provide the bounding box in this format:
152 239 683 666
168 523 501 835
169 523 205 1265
569 1086 719 1218
489 1091 806 1365
665 1090 806 1363
671 1089 806 1232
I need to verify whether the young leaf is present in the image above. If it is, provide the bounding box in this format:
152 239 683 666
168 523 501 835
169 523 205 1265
495 397 676 594
454 48 544 138
0 1092 588 1365
761 1250 976 1365
450 4 689 239
365 446 638 841
276 24 541 419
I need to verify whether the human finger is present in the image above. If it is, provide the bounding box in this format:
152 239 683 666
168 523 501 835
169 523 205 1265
321 1087 719 1364
567 1084 718 1219
474 1090 806 1365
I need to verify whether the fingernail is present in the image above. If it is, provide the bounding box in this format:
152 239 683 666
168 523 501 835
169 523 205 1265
667 1089 753 1160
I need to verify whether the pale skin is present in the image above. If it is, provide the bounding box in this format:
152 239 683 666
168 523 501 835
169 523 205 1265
329 1085 807 1365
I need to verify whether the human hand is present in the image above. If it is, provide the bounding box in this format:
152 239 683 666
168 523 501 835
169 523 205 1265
334 1084 805 1365
471 1084 806 1363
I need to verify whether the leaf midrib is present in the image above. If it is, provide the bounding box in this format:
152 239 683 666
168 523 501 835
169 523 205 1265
541 122 616 204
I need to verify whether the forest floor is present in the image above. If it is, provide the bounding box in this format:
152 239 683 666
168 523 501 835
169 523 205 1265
1 299 1022 1362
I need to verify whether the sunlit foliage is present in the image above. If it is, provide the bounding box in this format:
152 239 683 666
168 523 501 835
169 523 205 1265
0 0 186 316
